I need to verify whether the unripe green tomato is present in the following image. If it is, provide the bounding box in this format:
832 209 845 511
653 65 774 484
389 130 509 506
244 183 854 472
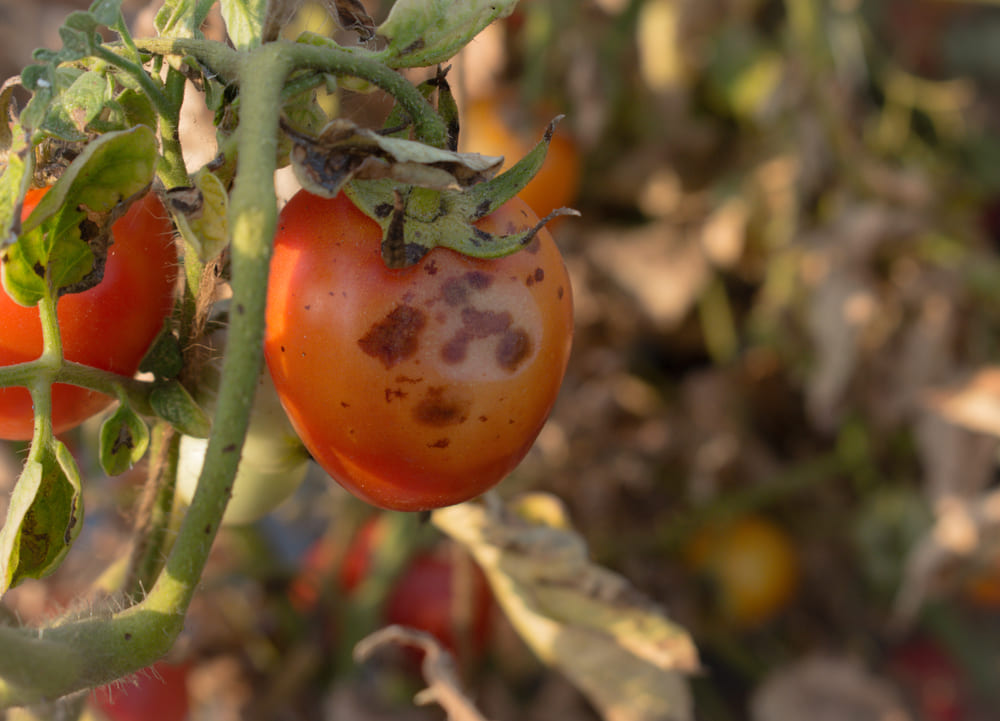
176 330 310 525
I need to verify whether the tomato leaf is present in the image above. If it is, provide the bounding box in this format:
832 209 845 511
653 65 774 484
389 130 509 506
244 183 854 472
433 496 698 721
139 323 185 380
150 381 211 438
0 442 84 594
39 70 113 142
88 0 125 27
2 126 159 306
167 168 229 262
330 0 376 41
376 0 518 69
155 0 218 39
0 116 33 246
99 402 151 476
287 117 501 198
219 0 268 51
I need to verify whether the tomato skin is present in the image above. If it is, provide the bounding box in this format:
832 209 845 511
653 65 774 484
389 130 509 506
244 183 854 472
459 94 581 220
684 515 800 629
264 190 573 511
89 662 190 721
0 188 176 440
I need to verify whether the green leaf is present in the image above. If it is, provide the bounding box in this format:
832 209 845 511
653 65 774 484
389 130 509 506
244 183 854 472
89 0 124 27
40 70 113 141
116 88 158 131
377 0 518 68
219 0 268 51
3 126 159 306
99 402 151 475
0 119 33 244
166 167 230 263
150 381 211 438
155 0 217 39
139 323 185 380
0 442 84 593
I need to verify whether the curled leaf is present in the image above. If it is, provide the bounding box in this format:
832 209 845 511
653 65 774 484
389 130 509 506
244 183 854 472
0 442 84 594
99 402 151 476
286 117 501 198
433 495 698 721
377 0 518 68
166 168 229 263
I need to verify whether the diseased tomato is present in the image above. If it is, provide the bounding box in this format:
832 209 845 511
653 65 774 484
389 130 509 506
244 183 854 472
264 190 573 511
684 515 800 629
89 661 190 721
0 188 176 440
459 94 581 221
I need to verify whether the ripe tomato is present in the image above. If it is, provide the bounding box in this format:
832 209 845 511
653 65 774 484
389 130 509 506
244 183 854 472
294 518 492 659
684 515 800 629
264 190 573 511
89 662 190 721
458 94 581 221
0 188 176 440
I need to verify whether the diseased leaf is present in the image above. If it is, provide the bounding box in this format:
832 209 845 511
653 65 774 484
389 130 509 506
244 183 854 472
287 117 502 198
99 402 151 476
2 126 158 307
167 167 229 262
329 0 376 40
40 70 113 141
0 442 84 594
377 0 518 68
433 495 697 721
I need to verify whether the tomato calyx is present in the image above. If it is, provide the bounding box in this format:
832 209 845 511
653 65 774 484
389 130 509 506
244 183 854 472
284 113 579 269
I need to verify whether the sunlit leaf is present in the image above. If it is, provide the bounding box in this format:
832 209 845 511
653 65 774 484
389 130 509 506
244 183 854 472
99 402 151 476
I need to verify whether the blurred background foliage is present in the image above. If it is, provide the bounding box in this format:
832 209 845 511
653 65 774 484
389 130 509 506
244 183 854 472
5 0 1000 719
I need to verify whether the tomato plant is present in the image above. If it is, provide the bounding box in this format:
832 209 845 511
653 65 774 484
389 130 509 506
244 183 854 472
684 515 800 629
264 189 574 511
88 662 190 721
459 93 581 220
0 188 176 440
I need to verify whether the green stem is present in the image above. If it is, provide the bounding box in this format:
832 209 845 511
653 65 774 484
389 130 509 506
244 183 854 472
0 360 156 416
141 41 290 621
134 38 449 147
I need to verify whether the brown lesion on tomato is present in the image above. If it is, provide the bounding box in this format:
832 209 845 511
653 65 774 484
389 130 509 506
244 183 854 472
525 267 544 287
496 327 532 372
427 438 451 449
358 304 427 369
557 285 565 300
385 387 408 402
413 385 471 427
441 308 514 364
395 375 424 384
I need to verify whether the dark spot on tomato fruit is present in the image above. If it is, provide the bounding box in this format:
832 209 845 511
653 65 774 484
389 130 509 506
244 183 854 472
428 438 451 449
524 236 541 254
414 386 470 427
479 415 488 422
534 268 544 283
341 401 350 408
465 271 493 289
424 259 439 275
441 308 513 364
442 329 472 364
280 345 286 352
358 304 427 369
304 304 311 310
396 375 423 384
442 278 468 306
385 387 407 402
557 286 564 300
496 327 532 372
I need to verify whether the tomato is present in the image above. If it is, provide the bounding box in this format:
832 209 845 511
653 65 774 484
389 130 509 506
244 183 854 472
458 93 581 221
294 518 492 659
0 188 176 440
264 190 573 511
89 662 190 721
887 638 968 721
684 515 800 629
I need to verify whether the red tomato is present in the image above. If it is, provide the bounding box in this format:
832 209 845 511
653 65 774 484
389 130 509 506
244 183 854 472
0 188 176 439
684 515 800 629
89 662 190 721
459 94 581 221
264 190 573 511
